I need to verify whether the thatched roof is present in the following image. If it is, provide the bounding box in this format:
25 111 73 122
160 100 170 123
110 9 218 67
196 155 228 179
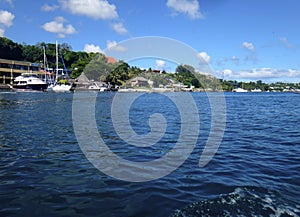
76 73 92 85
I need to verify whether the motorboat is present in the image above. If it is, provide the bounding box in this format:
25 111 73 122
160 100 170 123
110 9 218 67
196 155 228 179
232 87 248 92
13 73 47 91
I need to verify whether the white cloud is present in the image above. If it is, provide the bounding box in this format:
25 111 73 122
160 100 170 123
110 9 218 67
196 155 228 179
242 42 255 51
54 16 68 23
223 69 233 76
224 68 300 81
84 44 104 53
106 40 117 49
240 68 300 79
111 22 128 34
0 10 15 27
197 51 210 63
106 40 128 52
0 10 14 36
156 60 166 69
0 28 5 37
42 16 77 38
59 0 118 20
41 4 59 12
166 0 204 19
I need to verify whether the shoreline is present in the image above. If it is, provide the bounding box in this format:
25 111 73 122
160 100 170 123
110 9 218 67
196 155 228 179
0 84 11 89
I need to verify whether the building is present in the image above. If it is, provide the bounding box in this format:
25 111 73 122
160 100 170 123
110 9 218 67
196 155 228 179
0 58 43 84
130 76 151 87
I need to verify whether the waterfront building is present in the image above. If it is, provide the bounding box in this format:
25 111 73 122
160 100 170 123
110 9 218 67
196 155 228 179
0 58 43 85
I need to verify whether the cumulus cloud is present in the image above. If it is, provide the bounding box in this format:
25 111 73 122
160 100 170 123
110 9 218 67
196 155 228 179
240 68 300 79
197 51 211 64
242 42 255 51
106 40 128 52
223 68 300 81
0 10 14 36
42 16 77 38
106 40 118 49
84 44 104 53
0 10 15 27
59 0 118 20
166 0 204 19
41 4 59 12
156 60 166 69
223 69 233 76
111 22 128 34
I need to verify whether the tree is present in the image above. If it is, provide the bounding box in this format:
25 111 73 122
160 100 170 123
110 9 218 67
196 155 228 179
107 62 130 86
0 37 23 60
82 53 113 81
175 64 198 87
22 44 43 63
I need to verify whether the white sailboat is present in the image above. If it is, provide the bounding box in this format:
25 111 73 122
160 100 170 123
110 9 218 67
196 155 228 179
52 41 72 92
42 46 55 90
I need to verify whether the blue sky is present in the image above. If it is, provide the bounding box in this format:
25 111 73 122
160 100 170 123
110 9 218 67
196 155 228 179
0 0 300 82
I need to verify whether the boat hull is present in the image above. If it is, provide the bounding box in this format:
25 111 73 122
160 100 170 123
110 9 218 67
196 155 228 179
13 84 48 91
52 84 72 92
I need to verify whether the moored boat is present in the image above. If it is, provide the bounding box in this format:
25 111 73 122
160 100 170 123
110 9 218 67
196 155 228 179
52 41 72 92
12 73 47 91
52 81 72 92
232 87 248 92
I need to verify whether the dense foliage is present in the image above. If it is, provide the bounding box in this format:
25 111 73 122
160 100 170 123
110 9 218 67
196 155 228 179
1 37 299 91
0 37 95 79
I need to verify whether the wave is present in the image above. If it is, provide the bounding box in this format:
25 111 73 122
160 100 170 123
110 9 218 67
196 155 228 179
171 186 300 217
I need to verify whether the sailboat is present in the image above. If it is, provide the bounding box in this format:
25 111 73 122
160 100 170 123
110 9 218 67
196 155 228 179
52 41 72 92
42 46 55 90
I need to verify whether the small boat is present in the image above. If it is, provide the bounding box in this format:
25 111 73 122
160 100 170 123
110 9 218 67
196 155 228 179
232 87 248 92
12 73 47 91
251 88 262 92
52 41 72 92
88 82 107 92
52 81 72 92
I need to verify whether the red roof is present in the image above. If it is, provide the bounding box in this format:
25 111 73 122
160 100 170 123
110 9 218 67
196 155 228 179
106 56 117 63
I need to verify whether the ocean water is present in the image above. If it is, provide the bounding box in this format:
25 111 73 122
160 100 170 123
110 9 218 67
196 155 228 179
0 91 299 217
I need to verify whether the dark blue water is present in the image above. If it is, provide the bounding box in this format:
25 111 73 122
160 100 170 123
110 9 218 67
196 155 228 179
0 91 299 217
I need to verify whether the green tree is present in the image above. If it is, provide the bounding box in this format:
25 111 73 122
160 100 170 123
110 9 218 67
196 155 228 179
107 62 130 86
175 64 200 87
0 37 23 60
83 53 113 81
22 44 43 63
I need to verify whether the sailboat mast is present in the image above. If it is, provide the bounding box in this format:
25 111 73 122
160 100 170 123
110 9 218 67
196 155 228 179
43 46 47 81
55 41 59 82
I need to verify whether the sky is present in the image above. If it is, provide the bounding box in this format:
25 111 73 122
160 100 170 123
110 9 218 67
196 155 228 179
0 0 300 82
